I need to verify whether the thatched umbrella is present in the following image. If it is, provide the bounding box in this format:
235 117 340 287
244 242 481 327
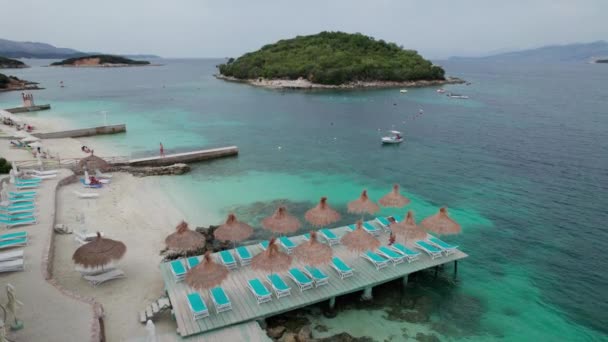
293 231 333 266
341 220 380 253
379 184 410 208
214 213 254 246
390 210 427 242
251 238 292 275
305 197 341 227
78 155 110 172
185 252 229 290
421 207 461 235
348 190 380 216
164 221 206 253
261 206 301 235
72 232 126 268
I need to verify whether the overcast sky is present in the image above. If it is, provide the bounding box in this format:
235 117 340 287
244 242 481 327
1 0 606 58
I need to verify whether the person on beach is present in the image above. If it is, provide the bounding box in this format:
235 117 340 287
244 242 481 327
160 143 165 158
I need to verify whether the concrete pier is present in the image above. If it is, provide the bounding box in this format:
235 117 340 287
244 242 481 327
33 124 126 139
128 146 238 167
5 104 51 113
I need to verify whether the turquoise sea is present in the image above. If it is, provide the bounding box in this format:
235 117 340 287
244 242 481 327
1 59 607 341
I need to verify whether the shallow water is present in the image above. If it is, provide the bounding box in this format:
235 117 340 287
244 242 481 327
2 59 607 341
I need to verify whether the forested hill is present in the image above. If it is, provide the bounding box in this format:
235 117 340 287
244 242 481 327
50 55 150 66
218 32 445 85
0 56 27 68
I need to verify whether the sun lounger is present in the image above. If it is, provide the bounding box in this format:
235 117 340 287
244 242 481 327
390 243 421 263
287 268 314 292
31 174 56 180
80 178 102 188
0 217 37 228
266 274 292 299
218 250 237 269
428 237 458 256
13 182 39 189
236 246 252 266
1 201 35 208
347 223 380 236
28 169 58 176
74 191 100 199
187 256 200 269
319 228 340 246
415 241 443 259
377 246 405 265
375 216 399 232
84 269 125 286
302 233 310 241
0 206 35 215
362 250 389 270
95 169 113 179
0 231 27 242
247 278 272 304
331 256 354 279
7 196 35 203
303 265 329 287
74 231 104 245
9 191 37 198
0 212 35 221
0 259 24 273
170 260 186 282
75 265 116 276
279 236 296 254
259 240 269 251
210 287 232 313
0 249 24 262
16 177 41 184
187 293 209 319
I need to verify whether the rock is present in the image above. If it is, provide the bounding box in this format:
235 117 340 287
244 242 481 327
279 332 297 342
296 325 312 342
314 324 329 332
267 326 286 339
128 163 191 177
415 332 440 342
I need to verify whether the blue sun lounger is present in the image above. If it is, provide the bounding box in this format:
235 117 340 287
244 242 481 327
319 229 340 246
259 240 269 251
236 246 252 266
186 256 199 269
287 268 314 292
0 206 35 215
331 256 353 279
0 231 27 242
218 250 237 269
0 237 28 250
390 243 421 263
428 237 458 256
0 212 35 221
0 217 37 228
13 183 39 190
377 246 405 265
7 196 35 204
169 260 186 282
303 265 329 287
9 191 37 197
210 287 232 313
375 216 399 232
1 201 35 208
186 293 209 319
362 250 389 270
266 274 292 299
247 278 272 304
16 178 41 184
415 241 443 259
363 222 381 236
279 236 296 254
302 233 310 241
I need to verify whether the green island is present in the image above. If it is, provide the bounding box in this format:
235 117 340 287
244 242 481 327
0 72 41 92
50 54 150 67
0 56 28 69
596 59 608 63
218 31 462 89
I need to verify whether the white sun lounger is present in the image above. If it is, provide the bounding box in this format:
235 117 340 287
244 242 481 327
0 259 24 273
377 246 406 265
287 268 314 292
73 191 100 199
247 278 273 304
84 269 126 286
170 260 187 282
0 249 24 262
75 265 116 276
331 256 354 279
235 246 252 266
31 174 56 180
319 228 340 246
28 169 58 176
427 237 459 256
415 241 443 259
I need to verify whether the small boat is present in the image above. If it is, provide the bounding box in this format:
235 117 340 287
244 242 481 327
436 88 446 93
399 89 408 93
446 92 469 99
382 130 404 144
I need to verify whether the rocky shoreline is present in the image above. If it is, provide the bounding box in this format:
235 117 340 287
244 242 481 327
215 74 465 90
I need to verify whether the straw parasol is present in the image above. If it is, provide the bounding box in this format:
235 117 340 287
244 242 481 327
348 189 380 216
251 238 292 275
379 184 410 208
390 210 427 242
341 220 380 253
185 252 229 290
262 206 302 234
293 231 333 266
78 154 110 172
164 221 206 253
421 207 461 235
72 232 126 268
305 197 341 227
214 213 254 245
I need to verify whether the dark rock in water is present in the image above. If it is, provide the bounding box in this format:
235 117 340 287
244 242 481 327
267 326 286 339
278 332 297 342
297 325 312 342
314 324 329 332
415 332 440 342
315 332 375 342
75 163 191 177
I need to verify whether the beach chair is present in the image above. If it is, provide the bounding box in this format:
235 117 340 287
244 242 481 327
247 278 272 304
0 259 24 273
0 249 24 262
428 237 458 256
236 246 252 266
186 256 200 269
9 191 37 198
84 171 110 184
75 264 116 276
0 201 35 208
302 233 310 241
0 212 35 221
377 246 405 265
209 287 232 313
375 216 398 232
259 240 269 251
29 169 58 176
347 223 378 235
95 169 113 179
0 217 37 228
279 236 296 254
218 250 237 269
15 177 41 184
0 231 27 242
361 250 389 270
84 269 126 286
31 174 56 180
303 265 329 287
319 228 340 246
287 268 314 292
74 191 100 199
415 241 443 259
13 183 40 190
390 243 421 263
187 293 209 319
169 260 187 282
331 256 354 279
0 207 35 215
7 196 35 204
266 274 292 299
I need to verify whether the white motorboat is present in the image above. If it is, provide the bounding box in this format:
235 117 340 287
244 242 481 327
399 89 408 93
382 130 404 144
436 88 446 93
447 92 469 99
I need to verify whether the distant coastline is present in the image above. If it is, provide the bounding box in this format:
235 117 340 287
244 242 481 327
49 54 156 68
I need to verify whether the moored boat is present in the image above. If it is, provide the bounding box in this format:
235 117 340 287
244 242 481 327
382 130 404 144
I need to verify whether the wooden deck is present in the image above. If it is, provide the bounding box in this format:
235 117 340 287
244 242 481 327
160 222 467 337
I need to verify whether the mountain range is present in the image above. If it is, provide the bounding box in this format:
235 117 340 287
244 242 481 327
0 38 160 59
